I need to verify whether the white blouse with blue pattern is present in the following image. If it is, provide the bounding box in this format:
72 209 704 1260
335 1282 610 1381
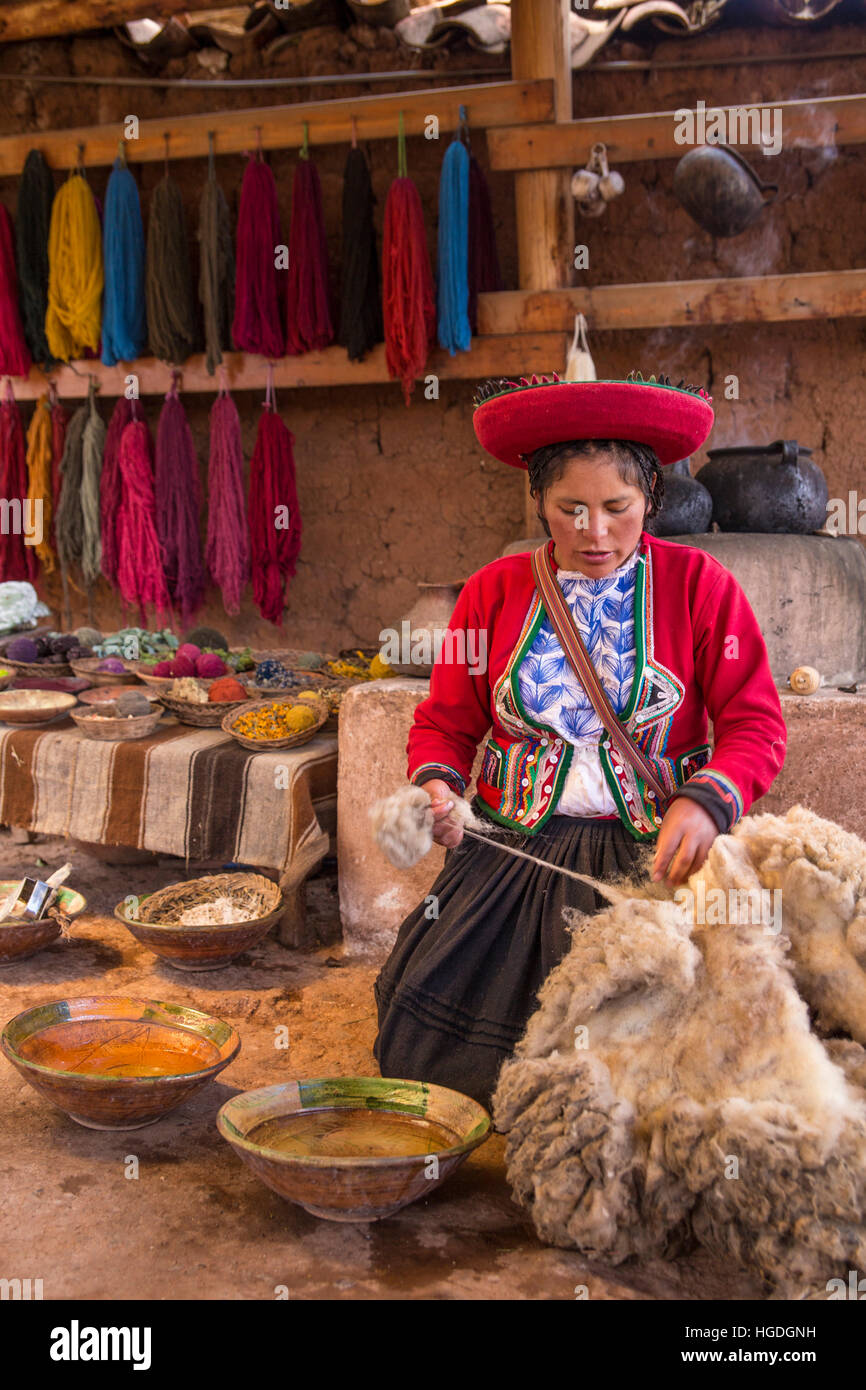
516 546 640 817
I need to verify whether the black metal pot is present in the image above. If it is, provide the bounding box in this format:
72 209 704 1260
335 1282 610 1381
645 456 713 537
673 146 777 238
695 440 828 534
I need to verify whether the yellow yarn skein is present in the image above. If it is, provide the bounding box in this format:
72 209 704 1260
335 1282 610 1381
25 394 56 573
45 173 104 361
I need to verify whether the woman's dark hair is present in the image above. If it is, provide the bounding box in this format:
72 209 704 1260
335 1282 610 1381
527 438 665 537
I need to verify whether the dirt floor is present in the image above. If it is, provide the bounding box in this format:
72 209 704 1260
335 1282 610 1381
0 828 764 1301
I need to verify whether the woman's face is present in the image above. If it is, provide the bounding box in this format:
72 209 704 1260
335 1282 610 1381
536 450 648 579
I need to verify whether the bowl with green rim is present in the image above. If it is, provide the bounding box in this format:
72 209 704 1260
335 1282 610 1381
216 1076 492 1222
1 995 240 1129
0 882 86 965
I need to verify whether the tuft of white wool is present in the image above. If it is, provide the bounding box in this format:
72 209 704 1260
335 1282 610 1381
369 784 487 870
369 785 629 902
492 804 866 1297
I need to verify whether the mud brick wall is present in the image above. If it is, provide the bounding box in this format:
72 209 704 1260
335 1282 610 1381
1 18 863 650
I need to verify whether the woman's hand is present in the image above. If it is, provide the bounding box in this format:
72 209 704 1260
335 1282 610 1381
651 797 718 887
423 779 465 850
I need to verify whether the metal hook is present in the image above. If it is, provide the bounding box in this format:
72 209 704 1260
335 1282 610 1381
255 125 263 159
163 131 170 178
207 130 216 177
76 142 85 174
350 116 358 150
301 121 309 160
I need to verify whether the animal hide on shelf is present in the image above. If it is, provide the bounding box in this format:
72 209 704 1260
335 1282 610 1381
492 803 866 1298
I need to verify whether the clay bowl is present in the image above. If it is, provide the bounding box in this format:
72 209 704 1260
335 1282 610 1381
216 1076 492 1222
69 657 141 686
0 690 78 725
1 996 240 1130
0 883 86 966
113 887 285 971
77 685 161 707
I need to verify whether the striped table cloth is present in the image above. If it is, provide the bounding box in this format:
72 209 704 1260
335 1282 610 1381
0 717 337 897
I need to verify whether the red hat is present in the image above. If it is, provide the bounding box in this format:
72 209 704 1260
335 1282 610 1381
473 371 714 468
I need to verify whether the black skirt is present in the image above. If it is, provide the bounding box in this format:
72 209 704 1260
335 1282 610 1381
373 796 652 1111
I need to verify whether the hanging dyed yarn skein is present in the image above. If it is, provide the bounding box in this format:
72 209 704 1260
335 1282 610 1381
199 132 235 376
16 150 55 366
116 405 170 626
232 137 285 359
206 370 249 616
100 396 132 586
45 153 104 362
50 387 68 552
383 113 435 405
25 394 56 573
436 109 471 356
54 394 88 626
285 123 334 355
0 205 31 378
146 139 198 364
248 366 301 626
0 381 37 583
339 122 382 363
467 151 502 336
102 148 147 365
80 383 106 622
154 372 205 623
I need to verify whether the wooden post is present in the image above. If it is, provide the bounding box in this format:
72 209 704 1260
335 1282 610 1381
509 0 574 537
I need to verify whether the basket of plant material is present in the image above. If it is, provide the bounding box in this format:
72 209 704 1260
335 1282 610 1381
134 639 255 690
115 872 284 971
221 693 329 750
158 676 253 727
70 689 165 741
2 631 92 678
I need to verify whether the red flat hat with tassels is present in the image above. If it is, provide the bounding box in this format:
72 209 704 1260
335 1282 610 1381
473 371 714 468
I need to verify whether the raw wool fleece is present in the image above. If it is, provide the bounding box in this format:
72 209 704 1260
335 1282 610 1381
492 804 866 1298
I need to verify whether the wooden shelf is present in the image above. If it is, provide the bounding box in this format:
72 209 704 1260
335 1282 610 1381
487 93 866 170
476 269 866 333
0 80 553 175
10 266 864 400
8 333 567 401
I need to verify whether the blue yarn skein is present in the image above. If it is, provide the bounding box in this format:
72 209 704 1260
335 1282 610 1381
102 157 147 366
436 137 471 356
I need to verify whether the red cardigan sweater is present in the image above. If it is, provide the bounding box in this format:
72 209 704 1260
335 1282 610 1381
406 532 787 841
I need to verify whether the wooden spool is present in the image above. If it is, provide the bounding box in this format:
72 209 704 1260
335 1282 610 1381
789 665 821 695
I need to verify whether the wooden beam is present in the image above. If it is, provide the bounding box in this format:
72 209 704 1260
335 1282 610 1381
476 270 866 334
0 80 554 175
487 93 866 171
510 0 573 537
6 333 568 402
0 0 244 44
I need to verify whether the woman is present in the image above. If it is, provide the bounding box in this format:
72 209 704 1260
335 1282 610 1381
373 372 787 1108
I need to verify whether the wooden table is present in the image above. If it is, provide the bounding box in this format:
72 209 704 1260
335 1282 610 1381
0 715 338 947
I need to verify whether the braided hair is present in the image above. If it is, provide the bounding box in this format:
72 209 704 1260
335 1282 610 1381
527 438 665 536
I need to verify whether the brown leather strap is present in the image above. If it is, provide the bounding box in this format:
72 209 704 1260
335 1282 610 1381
530 542 671 809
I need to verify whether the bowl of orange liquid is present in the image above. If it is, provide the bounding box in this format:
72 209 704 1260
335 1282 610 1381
217 1076 491 1222
1 995 240 1129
